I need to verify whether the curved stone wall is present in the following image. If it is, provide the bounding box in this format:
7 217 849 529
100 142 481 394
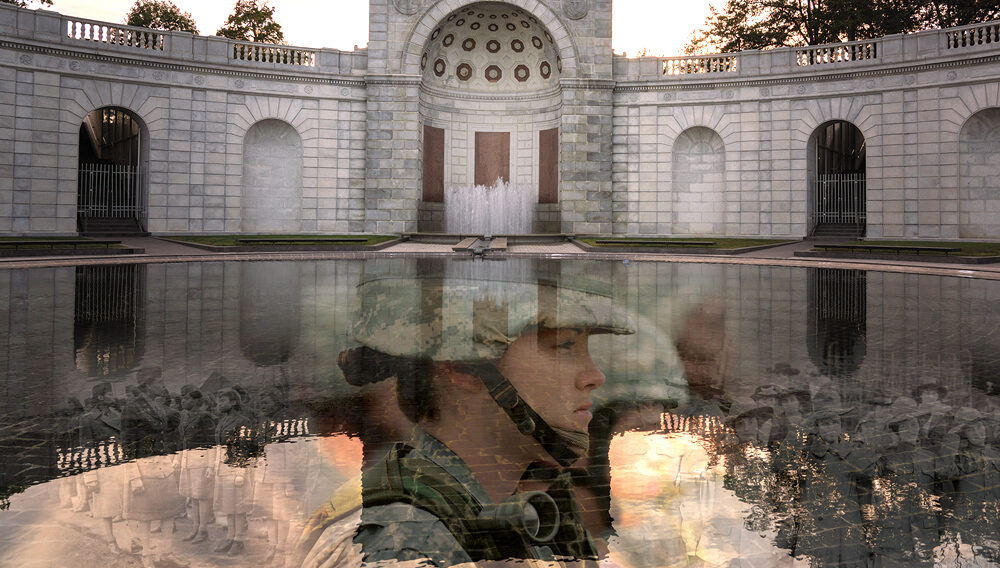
1 2 999 238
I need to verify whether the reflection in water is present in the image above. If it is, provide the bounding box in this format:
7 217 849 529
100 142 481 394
1 259 999 567
74 264 146 378
240 262 301 367
808 268 866 378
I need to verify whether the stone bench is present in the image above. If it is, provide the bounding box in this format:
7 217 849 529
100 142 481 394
0 239 121 249
815 244 961 255
593 240 715 247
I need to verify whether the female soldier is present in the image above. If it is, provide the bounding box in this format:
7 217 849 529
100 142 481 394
299 258 635 567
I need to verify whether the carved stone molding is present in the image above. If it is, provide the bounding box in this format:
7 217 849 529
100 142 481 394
393 0 421 16
563 0 589 20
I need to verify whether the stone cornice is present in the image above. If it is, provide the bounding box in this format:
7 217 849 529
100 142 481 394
613 53 1000 92
560 78 617 90
419 82 563 103
1 38 367 88
365 74 422 86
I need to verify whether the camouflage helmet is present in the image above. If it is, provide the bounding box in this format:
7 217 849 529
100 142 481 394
350 258 634 361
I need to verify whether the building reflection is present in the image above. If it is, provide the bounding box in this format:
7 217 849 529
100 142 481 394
1 260 999 567
73 264 146 378
808 268 867 378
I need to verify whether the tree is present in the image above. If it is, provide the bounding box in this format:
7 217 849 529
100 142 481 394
1 0 53 8
125 0 199 34
685 0 998 54
216 0 284 44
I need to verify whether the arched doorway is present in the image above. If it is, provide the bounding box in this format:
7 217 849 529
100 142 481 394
807 121 866 237
77 107 148 235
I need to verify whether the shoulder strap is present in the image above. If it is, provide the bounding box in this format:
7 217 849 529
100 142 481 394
361 443 528 561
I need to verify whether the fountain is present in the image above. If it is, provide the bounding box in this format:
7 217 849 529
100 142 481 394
445 179 534 235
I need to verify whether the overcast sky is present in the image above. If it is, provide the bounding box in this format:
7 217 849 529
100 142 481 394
47 0 715 56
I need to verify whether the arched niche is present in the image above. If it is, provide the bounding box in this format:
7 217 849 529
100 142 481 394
959 108 1000 239
806 120 866 237
671 127 726 235
242 119 303 233
77 107 150 234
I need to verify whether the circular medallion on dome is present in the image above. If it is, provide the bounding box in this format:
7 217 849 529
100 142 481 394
485 65 502 82
501 13 509 18
514 65 530 82
521 20 530 28
471 22 480 30
556 56 563 72
443 34 454 46
489 13 497 19
420 52 427 70
447 13 456 21
506 22 517 31
531 36 543 49
434 58 446 77
544 30 553 42
455 18 465 26
462 38 476 51
431 28 441 40
488 23 499 31
477 12 484 17
487 39 501 53
511 39 524 52
456 63 473 81
466 9 474 15
539 61 551 79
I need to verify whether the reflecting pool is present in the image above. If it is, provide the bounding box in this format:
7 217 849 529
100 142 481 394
1 258 999 567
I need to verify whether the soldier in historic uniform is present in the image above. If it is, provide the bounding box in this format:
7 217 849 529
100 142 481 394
297 259 635 567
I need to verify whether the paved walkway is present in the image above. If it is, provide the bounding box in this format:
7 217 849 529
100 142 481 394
2 236 1000 280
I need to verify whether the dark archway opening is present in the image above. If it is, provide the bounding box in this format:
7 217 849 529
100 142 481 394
77 107 148 235
808 121 866 238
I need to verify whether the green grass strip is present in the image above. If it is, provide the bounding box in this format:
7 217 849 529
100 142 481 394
163 234 396 246
579 237 793 249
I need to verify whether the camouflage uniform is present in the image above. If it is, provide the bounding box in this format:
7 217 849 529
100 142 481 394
300 259 634 567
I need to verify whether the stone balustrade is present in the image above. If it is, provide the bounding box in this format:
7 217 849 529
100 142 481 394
945 21 1000 50
65 16 164 51
662 54 739 75
231 41 316 67
0 3 366 76
613 18 1000 81
795 39 878 66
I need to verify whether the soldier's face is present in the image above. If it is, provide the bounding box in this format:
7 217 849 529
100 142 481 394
496 327 606 434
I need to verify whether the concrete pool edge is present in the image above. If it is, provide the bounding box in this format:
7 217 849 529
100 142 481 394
2 237 1000 281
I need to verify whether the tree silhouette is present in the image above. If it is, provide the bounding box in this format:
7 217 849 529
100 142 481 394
685 0 1000 55
0 0 52 8
216 0 284 44
125 0 199 34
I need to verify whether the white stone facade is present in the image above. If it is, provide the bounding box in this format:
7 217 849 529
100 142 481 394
1 1 999 238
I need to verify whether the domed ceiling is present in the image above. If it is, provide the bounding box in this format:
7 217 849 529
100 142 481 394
421 2 561 93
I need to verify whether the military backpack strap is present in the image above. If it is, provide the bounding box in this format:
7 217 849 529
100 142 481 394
360 443 521 561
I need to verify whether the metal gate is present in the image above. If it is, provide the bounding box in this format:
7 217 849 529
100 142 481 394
77 107 145 231
810 173 866 225
77 163 145 219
